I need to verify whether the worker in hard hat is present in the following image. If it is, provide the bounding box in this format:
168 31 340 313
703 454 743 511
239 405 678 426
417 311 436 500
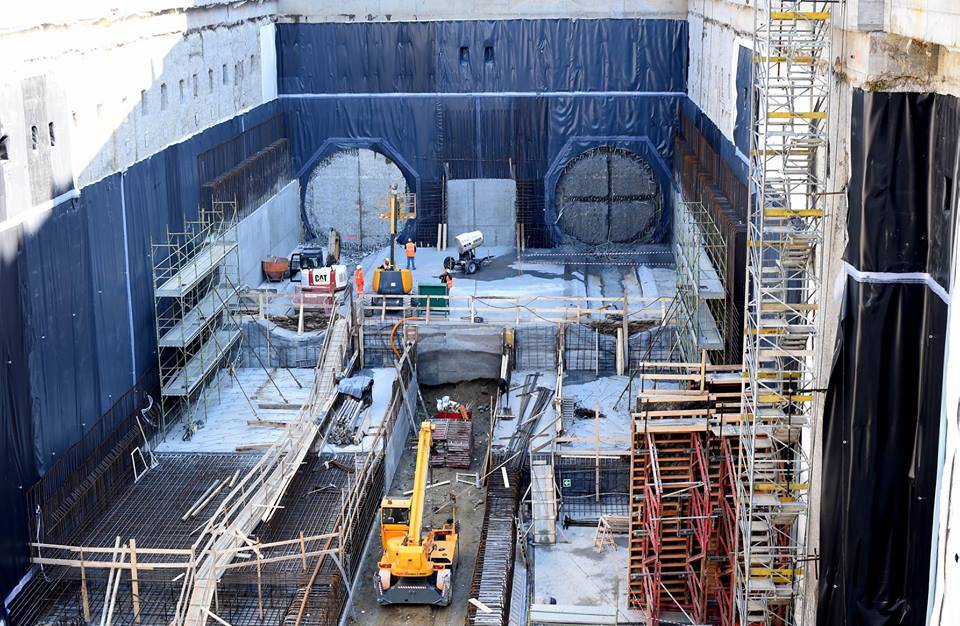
404 238 417 270
354 265 364 297
439 270 453 293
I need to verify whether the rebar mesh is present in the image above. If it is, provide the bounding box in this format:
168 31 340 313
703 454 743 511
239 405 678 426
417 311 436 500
514 324 558 370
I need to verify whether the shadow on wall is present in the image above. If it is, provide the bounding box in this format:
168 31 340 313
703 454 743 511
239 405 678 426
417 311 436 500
302 148 408 250
0 19 276 603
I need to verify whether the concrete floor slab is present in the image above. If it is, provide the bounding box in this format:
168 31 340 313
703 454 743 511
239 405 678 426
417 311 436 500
157 367 315 452
532 526 645 623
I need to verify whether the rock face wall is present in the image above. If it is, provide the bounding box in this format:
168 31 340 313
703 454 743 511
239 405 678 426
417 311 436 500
239 318 325 369
303 148 407 249
0 5 275 228
415 324 503 385
556 148 661 245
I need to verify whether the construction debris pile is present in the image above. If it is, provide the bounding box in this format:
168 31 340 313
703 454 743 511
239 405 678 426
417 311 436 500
326 376 374 446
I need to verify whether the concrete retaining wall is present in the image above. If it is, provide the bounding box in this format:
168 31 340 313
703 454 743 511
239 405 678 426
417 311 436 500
236 180 301 287
446 179 517 247
414 323 504 385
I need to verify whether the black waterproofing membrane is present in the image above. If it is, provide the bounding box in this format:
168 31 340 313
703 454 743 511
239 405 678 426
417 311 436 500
0 19 689 602
0 101 282 602
818 90 958 626
0 231 35 613
276 20 688 242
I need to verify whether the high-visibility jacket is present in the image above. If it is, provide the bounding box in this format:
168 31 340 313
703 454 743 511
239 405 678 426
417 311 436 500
443 273 453 290
405 241 416 258
354 267 364 290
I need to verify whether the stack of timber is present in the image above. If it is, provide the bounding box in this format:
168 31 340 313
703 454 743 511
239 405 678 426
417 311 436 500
431 420 473 469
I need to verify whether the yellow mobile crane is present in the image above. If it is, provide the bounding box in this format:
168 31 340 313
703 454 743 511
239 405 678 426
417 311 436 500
375 421 459 606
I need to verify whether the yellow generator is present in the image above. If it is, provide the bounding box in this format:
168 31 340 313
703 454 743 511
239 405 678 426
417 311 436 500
371 267 414 295
375 422 458 606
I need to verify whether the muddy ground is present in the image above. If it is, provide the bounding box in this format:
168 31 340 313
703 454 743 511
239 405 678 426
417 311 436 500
347 379 499 625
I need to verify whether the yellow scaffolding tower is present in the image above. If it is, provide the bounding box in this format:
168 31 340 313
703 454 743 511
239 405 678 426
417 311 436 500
737 1 835 624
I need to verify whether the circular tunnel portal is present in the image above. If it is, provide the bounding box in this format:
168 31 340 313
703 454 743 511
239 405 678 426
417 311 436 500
303 148 409 250
555 147 662 245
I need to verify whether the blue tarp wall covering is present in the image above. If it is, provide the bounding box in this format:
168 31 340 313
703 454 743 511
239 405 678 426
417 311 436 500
276 20 688 243
0 101 280 607
1 18 693 606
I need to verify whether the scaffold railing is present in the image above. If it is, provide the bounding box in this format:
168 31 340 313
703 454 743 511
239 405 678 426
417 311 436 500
738 0 834 624
152 201 241 436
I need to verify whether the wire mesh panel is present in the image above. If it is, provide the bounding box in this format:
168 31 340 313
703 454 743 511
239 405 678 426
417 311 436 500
361 320 399 368
563 324 616 374
514 324 558 371
555 456 631 524
627 325 678 368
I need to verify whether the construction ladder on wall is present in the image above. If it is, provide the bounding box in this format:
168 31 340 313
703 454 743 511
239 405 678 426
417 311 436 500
738 1 834 625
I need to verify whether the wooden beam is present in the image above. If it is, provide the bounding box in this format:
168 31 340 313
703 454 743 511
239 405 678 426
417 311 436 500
129 539 141 624
257 402 303 410
246 419 296 429
80 548 90 623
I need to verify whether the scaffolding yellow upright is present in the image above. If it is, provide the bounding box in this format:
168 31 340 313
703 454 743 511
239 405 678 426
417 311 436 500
737 1 834 624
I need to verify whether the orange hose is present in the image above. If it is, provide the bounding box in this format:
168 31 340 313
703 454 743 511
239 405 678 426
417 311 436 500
389 316 422 358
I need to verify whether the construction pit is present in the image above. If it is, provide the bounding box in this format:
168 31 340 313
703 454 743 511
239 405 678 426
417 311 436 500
10 245 704 626
7 4 960 625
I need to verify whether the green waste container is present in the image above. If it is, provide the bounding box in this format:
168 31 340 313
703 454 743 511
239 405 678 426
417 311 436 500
416 282 449 317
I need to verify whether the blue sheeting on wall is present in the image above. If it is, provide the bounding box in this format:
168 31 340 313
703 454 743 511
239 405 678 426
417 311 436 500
0 231 36 613
733 44 753 158
278 20 688 243
277 20 688 95
681 96 749 186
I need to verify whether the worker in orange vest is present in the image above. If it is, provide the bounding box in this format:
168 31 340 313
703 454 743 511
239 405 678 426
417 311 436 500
354 265 364 297
440 270 453 293
404 238 417 270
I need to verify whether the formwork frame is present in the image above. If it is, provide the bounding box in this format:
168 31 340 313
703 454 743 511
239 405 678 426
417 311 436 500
627 361 742 623
738 1 833 624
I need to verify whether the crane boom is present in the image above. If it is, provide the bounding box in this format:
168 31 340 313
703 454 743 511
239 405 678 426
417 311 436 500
375 419 458 606
406 421 433 547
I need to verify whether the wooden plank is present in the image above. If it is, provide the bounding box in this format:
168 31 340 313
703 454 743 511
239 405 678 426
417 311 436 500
29 542 193 556
32 557 192 570
246 419 295 429
80 548 90 622
129 539 141 624
235 443 275 451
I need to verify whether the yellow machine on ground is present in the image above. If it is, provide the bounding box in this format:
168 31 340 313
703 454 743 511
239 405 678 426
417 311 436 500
371 185 416 306
375 421 459 606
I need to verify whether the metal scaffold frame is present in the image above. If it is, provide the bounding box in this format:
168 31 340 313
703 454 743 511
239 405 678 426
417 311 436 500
674 191 729 363
152 200 241 436
737 1 834 624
